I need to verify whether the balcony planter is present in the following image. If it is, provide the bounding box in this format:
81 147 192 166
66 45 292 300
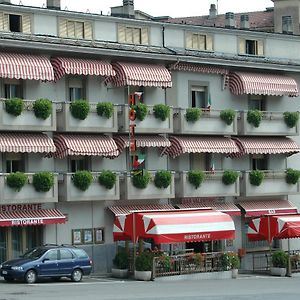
153 104 170 121
283 111 299 128
5 98 24 116
33 98 52 120
72 171 93 191
112 251 129 279
220 109 236 126
185 108 202 123
222 170 239 185
70 99 90 120
96 102 114 119
135 252 153 281
270 250 288 277
6 172 28 192
32 172 54 192
98 170 117 189
247 110 263 128
134 103 148 121
286 168 300 184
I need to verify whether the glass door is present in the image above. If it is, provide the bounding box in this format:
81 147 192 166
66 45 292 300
0 228 7 263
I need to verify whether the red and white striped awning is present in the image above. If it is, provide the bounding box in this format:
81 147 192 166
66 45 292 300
170 63 228 75
0 53 54 81
237 199 298 217
0 209 66 227
232 137 300 157
229 72 299 97
53 134 119 158
108 62 172 88
113 134 171 153
166 136 240 158
0 133 56 153
51 57 116 81
118 209 235 244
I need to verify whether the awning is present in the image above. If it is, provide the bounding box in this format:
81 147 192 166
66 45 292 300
232 137 300 157
113 134 171 154
229 72 299 97
248 214 300 242
116 209 235 244
0 133 56 153
0 53 54 81
0 209 66 227
51 57 116 81
237 199 298 217
108 62 172 88
53 134 119 158
178 199 240 216
170 63 228 75
166 136 240 158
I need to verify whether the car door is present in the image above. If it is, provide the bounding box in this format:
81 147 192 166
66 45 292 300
37 249 59 277
58 249 75 276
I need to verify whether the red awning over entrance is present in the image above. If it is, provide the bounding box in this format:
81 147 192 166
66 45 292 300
0 209 66 227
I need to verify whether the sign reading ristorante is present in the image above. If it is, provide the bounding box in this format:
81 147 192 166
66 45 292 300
0 203 42 212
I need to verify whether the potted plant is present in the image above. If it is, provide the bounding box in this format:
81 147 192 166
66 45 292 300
72 170 93 191
33 98 52 120
271 250 288 276
98 170 116 189
229 252 240 279
70 99 90 120
185 107 202 123
249 170 265 186
220 252 231 271
133 103 148 121
135 251 154 281
5 97 24 117
187 170 205 188
220 109 236 125
132 171 151 189
32 172 54 192
154 170 172 189
222 170 239 185
112 250 129 278
153 104 170 121
286 168 300 184
6 172 28 192
247 110 263 128
96 102 114 119
283 111 299 128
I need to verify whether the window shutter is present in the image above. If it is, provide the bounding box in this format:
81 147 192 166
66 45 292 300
125 27 133 43
185 31 193 49
206 34 213 51
199 35 206 50
238 38 245 54
257 40 264 56
59 18 68 37
84 21 92 40
191 34 198 49
133 28 141 44
2 13 9 31
118 24 126 43
75 22 84 39
141 27 149 45
22 14 31 34
0 12 4 31
67 21 75 38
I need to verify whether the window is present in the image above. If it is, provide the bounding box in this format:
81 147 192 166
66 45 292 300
60 249 74 260
44 250 59 261
59 18 92 40
239 38 264 56
190 153 212 171
67 20 84 39
9 14 21 32
0 12 31 33
5 153 25 173
70 157 89 173
4 80 22 99
68 77 84 101
248 95 266 111
191 86 207 108
118 24 149 45
251 154 268 170
186 32 213 51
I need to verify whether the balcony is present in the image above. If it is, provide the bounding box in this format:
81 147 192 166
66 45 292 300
118 105 173 133
175 171 240 198
239 111 299 136
0 99 56 131
0 173 58 203
56 102 118 133
240 170 300 197
173 109 238 135
121 171 175 200
58 172 120 202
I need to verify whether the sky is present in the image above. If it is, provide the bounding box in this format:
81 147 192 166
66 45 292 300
10 0 274 17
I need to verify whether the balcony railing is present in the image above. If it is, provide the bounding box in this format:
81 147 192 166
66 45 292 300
0 173 58 203
58 172 120 202
0 98 56 131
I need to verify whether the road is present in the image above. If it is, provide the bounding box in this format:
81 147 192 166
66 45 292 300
0 274 299 300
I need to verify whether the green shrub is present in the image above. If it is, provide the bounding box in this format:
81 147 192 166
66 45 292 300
32 172 54 192
134 103 148 121
33 98 52 120
5 98 24 117
6 172 28 192
96 102 114 119
272 250 288 268
132 171 151 189
220 109 236 125
286 168 300 184
249 170 265 186
153 104 170 121
113 251 129 269
98 170 116 189
220 253 231 271
222 170 239 185
247 110 263 127
72 170 93 191
229 253 240 269
283 111 299 128
154 170 172 189
135 252 154 271
187 170 205 189
185 108 202 123
70 99 90 120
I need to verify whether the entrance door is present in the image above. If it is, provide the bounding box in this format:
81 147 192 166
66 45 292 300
0 228 7 263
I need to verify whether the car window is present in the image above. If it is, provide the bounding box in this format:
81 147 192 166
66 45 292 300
43 250 59 261
22 247 47 259
72 248 88 259
60 249 74 260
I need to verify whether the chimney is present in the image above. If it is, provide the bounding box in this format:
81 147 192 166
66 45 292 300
209 4 217 19
123 0 135 18
47 0 61 10
225 12 235 28
240 14 249 30
0 0 11 4
282 15 293 34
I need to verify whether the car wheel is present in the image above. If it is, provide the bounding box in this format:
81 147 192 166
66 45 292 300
71 269 83 282
25 270 37 284
4 276 14 282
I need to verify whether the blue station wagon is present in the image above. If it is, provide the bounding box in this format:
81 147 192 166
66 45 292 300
0 245 92 283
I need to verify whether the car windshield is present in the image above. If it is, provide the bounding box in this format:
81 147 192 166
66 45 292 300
22 247 48 259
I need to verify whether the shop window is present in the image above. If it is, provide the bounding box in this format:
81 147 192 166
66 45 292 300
118 24 149 45
190 86 207 109
251 154 268 170
4 80 23 99
186 32 213 51
5 153 25 173
70 157 90 172
248 95 266 111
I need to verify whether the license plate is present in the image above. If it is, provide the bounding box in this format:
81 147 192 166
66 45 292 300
2 270 7 274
